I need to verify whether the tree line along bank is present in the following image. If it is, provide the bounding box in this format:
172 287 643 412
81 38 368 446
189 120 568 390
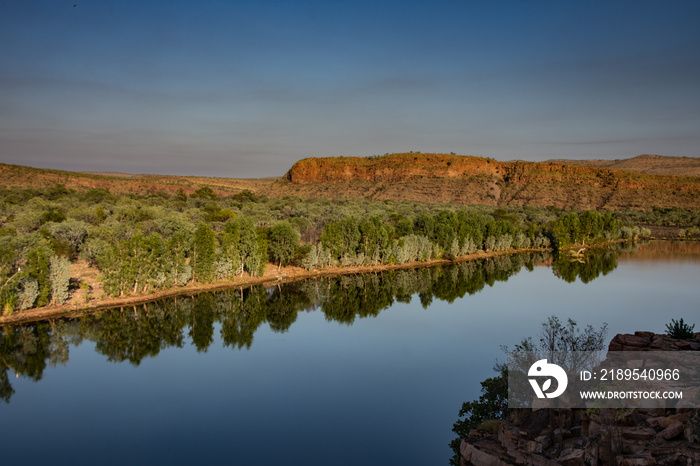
2 184 693 313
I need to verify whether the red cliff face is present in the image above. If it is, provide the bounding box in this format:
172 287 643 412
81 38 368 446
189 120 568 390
285 154 636 186
280 153 700 210
284 153 501 184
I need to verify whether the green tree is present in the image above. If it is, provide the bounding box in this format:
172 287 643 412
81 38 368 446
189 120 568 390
268 222 300 269
176 188 188 203
359 216 391 260
320 216 361 260
393 215 413 237
97 233 163 296
413 213 436 239
23 245 52 307
253 237 268 277
449 364 509 465
190 186 217 200
165 232 192 286
0 244 20 311
135 233 167 292
192 223 217 283
226 218 260 276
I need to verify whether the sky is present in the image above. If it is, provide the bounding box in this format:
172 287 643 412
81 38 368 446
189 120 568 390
1 0 699 178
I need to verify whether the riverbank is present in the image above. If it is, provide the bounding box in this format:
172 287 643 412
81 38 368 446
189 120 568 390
0 247 549 326
1 236 662 326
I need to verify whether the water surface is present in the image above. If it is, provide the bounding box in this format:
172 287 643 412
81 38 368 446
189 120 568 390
1 242 699 465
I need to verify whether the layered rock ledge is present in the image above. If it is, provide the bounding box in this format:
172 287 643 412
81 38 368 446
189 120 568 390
459 332 700 465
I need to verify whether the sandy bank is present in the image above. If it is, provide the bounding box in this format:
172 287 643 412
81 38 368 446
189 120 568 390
0 248 547 326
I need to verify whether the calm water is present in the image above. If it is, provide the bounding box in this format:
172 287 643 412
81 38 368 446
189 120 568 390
1 242 699 465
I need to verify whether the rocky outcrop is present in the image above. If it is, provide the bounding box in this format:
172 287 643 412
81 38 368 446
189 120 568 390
281 153 700 210
608 331 700 352
459 332 700 465
284 153 501 184
460 411 700 465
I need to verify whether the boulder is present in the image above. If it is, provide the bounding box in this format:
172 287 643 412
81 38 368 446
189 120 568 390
650 335 680 351
622 428 656 441
609 334 653 351
646 412 690 429
459 439 512 466
657 421 684 440
558 448 585 466
518 409 551 437
615 453 657 465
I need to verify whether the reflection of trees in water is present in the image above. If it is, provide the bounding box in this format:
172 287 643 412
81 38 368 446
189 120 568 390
0 320 75 402
552 248 620 284
0 249 622 402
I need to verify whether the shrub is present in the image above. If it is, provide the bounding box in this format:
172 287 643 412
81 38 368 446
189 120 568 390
47 219 88 252
665 318 695 340
80 238 110 266
494 234 513 251
316 243 332 267
190 186 217 200
460 237 478 255
302 244 318 271
18 277 39 309
49 256 70 304
620 225 642 240
448 237 460 259
214 258 234 280
340 252 355 267
3 294 17 315
533 235 550 249
476 419 501 434
176 264 192 286
512 231 527 249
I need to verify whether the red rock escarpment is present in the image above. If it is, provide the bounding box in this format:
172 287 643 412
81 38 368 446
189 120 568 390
281 153 700 210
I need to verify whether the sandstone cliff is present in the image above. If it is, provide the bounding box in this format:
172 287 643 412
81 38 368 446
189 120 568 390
278 153 700 210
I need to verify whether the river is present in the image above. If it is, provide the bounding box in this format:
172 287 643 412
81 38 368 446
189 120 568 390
1 241 698 465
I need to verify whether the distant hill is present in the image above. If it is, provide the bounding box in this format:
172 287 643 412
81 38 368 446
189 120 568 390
545 154 700 176
2 153 699 210
0 163 275 197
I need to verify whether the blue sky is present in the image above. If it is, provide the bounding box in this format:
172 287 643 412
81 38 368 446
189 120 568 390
1 1 699 177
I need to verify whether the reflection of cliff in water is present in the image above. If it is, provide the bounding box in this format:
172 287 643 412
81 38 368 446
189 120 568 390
2 248 627 403
618 240 700 263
